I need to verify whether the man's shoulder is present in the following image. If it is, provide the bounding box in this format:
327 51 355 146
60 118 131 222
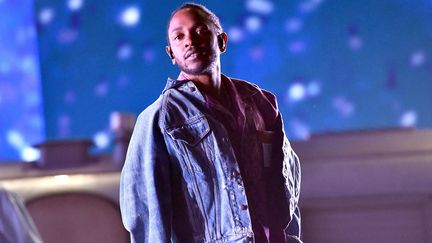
136 96 164 124
137 86 203 129
229 77 260 92
228 76 277 104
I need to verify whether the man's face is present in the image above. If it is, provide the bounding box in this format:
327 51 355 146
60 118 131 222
166 8 221 75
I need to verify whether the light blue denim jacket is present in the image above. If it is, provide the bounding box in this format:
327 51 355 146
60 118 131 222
120 75 302 243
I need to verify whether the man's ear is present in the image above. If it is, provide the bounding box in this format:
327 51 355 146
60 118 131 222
218 32 228 53
165 46 176 65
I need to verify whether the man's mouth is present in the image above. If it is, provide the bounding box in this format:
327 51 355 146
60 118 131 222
185 49 203 59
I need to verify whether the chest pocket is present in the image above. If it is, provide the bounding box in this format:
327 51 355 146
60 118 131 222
166 115 212 176
166 115 210 146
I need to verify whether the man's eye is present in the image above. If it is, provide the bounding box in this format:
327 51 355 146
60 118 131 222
196 28 208 35
173 34 183 41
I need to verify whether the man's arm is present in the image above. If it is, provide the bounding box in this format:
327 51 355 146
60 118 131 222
0 189 43 243
261 89 303 242
282 135 302 243
285 206 302 243
120 109 172 243
258 89 303 242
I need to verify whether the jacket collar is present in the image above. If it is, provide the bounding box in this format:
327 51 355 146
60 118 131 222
163 74 259 100
224 75 259 100
163 77 185 93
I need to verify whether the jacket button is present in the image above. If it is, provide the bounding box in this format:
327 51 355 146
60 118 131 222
232 170 240 177
189 86 196 92
240 204 248 210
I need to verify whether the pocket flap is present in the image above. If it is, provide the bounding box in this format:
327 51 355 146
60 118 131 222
167 116 210 146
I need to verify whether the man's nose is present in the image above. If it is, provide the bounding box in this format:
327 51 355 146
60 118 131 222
184 33 198 47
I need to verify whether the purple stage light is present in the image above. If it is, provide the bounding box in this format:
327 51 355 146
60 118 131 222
411 50 426 67
285 18 303 34
333 96 355 118
57 28 78 44
38 7 55 25
246 0 274 15
57 114 71 138
288 40 306 53
95 81 109 97
64 91 76 104
117 42 133 61
287 82 307 103
290 119 311 140
245 16 262 33
400 110 417 127
119 6 141 27
299 0 324 14
67 0 83 11
307 80 321 97
93 131 111 149
348 35 363 50
227 26 244 43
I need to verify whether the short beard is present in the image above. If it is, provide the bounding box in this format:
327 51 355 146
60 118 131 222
177 52 217 75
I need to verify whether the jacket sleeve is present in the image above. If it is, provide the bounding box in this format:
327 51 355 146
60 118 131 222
257 90 302 242
0 189 43 243
282 133 302 243
285 206 302 243
262 89 303 242
119 109 172 243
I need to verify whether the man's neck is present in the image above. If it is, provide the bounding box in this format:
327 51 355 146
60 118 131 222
177 69 222 98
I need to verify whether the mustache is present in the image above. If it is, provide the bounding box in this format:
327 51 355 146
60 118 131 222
184 47 206 59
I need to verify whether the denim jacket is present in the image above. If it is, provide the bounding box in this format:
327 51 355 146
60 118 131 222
120 75 302 243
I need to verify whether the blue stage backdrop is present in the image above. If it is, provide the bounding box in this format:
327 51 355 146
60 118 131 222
1 0 431 161
0 0 45 162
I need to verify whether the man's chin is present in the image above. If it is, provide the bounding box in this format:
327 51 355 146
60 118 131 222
181 64 213 76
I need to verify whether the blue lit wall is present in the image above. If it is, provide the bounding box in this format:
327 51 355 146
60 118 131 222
0 0 45 162
1 0 431 161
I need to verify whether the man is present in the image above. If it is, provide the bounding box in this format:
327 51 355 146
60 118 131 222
120 3 302 243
